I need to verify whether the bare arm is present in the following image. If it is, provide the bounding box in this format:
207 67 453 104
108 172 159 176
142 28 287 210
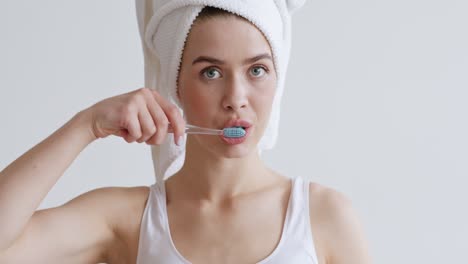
0 187 118 263
309 184 373 264
0 88 186 262
0 111 96 251
327 192 372 263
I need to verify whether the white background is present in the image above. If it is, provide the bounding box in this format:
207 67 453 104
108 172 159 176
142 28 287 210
1 0 467 263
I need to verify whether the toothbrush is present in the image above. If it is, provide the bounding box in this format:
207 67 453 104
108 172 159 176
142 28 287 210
167 124 246 138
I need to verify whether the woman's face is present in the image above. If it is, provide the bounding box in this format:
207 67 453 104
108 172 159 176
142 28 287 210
177 15 277 157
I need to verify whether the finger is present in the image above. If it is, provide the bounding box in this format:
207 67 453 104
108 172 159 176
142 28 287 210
150 90 186 145
145 100 169 145
115 129 128 138
121 112 141 143
136 109 157 143
164 104 186 146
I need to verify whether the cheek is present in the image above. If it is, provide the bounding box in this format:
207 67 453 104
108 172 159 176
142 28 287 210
179 70 207 119
253 82 276 129
258 94 275 123
181 86 219 123
256 81 276 111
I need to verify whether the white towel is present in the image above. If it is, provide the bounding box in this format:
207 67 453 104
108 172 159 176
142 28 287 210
135 0 307 182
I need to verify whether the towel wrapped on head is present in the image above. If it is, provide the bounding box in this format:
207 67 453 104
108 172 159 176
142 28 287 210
135 0 307 182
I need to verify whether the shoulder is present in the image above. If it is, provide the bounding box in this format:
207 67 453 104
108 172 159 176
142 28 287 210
70 185 150 220
307 182 372 264
77 185 151 262
88 185 150 231
308 182 353 222
68 185 151 234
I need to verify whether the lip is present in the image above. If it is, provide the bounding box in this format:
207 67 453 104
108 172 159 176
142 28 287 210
220 119 253 145
222 119 253 129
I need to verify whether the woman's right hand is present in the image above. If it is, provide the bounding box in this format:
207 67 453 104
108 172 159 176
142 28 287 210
82 87 186 146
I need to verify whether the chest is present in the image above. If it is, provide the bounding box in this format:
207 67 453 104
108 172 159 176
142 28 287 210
166 199 287 264
108 183 327 264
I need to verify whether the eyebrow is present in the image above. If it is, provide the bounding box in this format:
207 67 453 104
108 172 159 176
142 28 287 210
192 53 272 65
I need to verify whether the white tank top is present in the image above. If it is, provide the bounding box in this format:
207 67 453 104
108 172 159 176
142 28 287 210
136 176 319 263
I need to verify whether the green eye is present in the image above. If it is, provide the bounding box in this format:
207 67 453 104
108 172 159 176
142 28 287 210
250 66 266 77
203 68 221 79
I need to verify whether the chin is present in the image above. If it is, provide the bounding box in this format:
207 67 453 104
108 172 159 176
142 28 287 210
195 135 258 159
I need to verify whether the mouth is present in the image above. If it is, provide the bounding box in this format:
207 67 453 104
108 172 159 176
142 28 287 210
220 119 253 144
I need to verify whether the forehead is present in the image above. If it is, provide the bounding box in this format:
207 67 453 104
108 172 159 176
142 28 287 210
183 16 272 59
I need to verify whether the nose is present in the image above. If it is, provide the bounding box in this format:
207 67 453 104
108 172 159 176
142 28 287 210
222 76 248 111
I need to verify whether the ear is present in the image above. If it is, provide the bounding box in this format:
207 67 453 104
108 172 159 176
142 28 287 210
286 0 307 13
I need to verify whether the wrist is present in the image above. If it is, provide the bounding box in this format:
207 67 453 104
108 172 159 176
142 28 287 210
70 110 98 144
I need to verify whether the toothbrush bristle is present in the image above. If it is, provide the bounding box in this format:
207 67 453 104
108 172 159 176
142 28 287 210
223 127 246 138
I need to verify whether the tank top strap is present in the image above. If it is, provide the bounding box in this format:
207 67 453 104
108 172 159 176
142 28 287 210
298 176 320 263
151 180 167 224
136 181 172 264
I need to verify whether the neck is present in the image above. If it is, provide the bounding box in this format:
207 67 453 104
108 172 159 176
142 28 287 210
169 136 275 202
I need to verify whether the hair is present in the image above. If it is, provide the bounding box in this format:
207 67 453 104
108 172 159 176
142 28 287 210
195 6 247 23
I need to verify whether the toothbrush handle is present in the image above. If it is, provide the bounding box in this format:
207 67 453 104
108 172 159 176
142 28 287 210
167 124 223 136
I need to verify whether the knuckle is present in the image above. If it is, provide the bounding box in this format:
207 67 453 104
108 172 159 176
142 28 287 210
168 105 180 117
131 129 141 139
130 91 145 105
135 128 143 137
121 103 135 116
119 115 131 129
119 106 135 123
133 135 142 143
146 135 158 145
141 126 155 141
135 93 146 104
140 87 152 97
158 118 169 128
138 87 149 94
148 125 157 135
151 89 160 98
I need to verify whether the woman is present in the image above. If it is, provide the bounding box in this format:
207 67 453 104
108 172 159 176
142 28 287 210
0 3 371 264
